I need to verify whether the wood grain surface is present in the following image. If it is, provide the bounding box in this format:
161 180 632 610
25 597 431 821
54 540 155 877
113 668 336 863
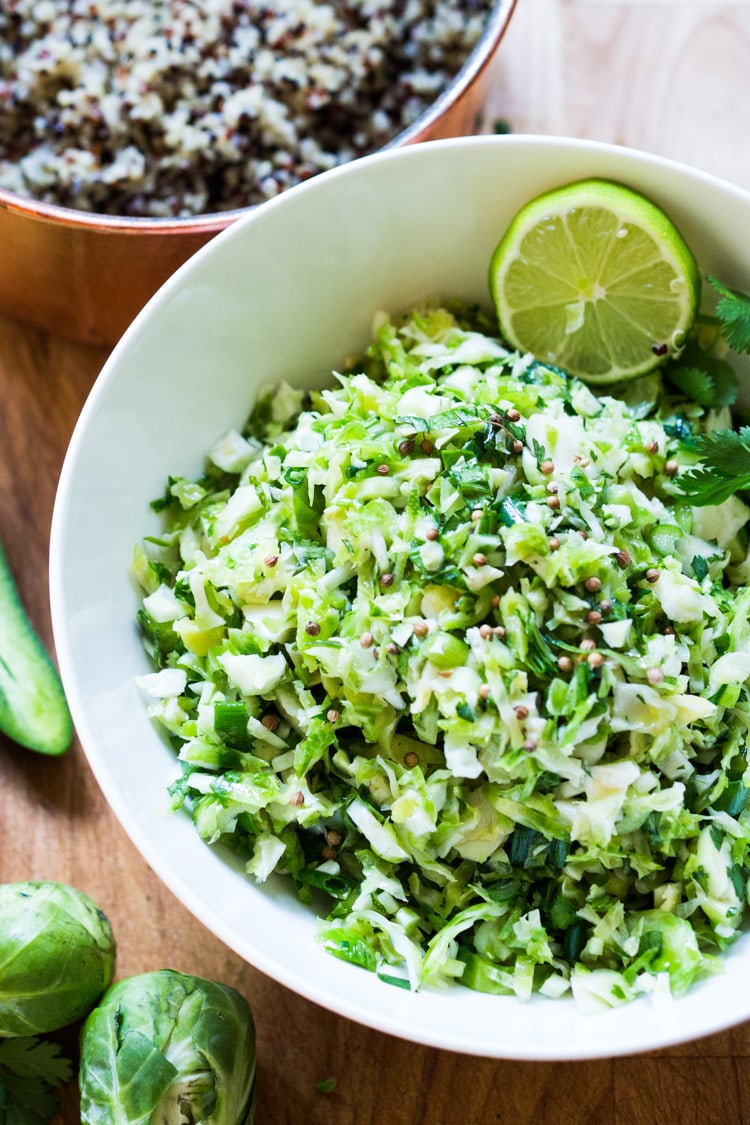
2 2 750 1122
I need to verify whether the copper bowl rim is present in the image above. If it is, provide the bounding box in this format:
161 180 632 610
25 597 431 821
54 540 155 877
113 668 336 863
0 0 516 237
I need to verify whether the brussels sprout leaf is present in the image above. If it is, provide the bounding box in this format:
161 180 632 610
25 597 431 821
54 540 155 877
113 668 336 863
80 1020 177 1124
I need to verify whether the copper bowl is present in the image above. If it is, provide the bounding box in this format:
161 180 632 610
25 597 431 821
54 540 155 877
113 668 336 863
0 0 517 348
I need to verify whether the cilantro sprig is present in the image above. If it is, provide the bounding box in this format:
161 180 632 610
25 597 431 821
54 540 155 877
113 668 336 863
677 426 750 506
672 276 750 505
665 342 738 409
0 1037 73 1125
707 275 750 354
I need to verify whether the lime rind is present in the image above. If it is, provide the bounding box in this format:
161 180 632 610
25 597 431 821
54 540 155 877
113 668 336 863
489 178 701 385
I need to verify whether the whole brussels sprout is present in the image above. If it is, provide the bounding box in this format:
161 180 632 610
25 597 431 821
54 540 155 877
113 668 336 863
79 969 256 1125
0 881 116 1036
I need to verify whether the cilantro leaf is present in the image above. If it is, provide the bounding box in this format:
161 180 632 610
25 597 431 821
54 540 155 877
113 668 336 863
0 1039 72 1086
665 341 739 408
707 275 750 354
0 1072 60 1125
667 366 716 406
676 426 750 506
0 1037 73 1125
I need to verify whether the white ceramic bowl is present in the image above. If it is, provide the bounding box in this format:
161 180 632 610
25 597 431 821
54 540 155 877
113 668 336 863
50 135 750 1060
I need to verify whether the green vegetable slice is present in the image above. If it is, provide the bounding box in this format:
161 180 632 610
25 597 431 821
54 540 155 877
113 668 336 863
489 178 701 384
0 542 72 755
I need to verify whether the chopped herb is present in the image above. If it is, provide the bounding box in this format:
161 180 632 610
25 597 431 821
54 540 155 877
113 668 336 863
396 405 491 432
692 555 709 582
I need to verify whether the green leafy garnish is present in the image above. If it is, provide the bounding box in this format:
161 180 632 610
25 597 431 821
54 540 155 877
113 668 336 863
669 277 750 504
665 343 738 409
0 1037 73 1125
708 275 750 354
677 426 750 506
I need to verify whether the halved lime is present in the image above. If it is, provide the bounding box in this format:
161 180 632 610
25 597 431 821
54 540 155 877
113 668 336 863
489 178 701 384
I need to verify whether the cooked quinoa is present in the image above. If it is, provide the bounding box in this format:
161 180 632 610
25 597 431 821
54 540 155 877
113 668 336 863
0 0 492 217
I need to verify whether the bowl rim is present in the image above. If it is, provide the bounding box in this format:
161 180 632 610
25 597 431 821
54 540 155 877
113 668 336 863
0 0 516 235
50 133 750 1060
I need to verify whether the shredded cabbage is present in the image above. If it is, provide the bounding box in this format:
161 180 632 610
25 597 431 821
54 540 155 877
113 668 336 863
134 302 750 1006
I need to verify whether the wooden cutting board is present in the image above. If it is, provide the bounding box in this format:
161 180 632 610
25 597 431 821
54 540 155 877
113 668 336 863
2 2 750 1121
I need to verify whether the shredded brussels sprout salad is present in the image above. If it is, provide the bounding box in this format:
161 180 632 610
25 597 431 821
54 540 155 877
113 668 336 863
133 294 750 1011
